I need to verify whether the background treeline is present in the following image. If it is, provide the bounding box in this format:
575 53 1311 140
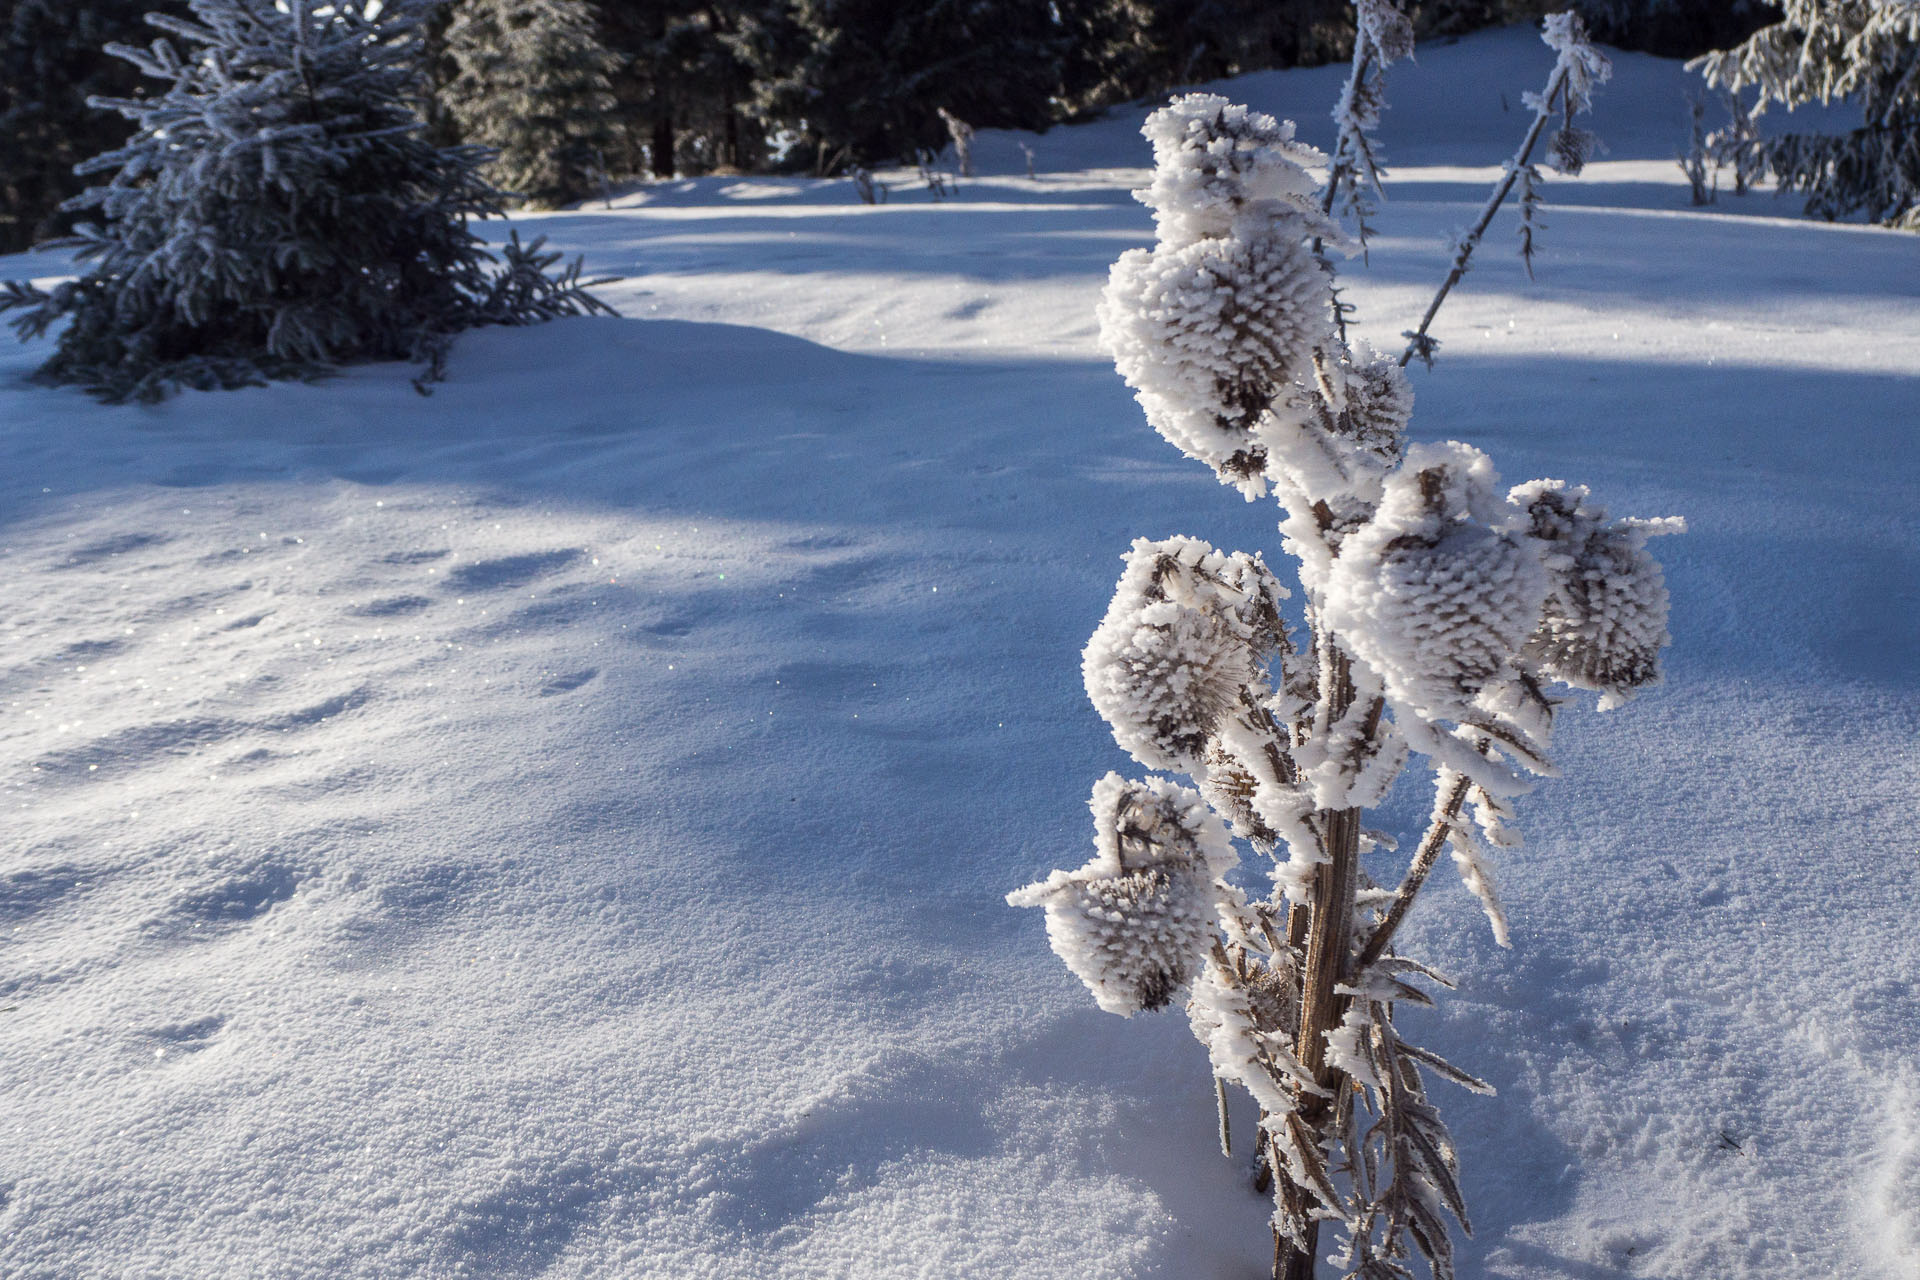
2 0 1769 249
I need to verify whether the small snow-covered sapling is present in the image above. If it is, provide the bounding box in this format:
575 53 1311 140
0 0 611 402
1692 0 1920 228
1011 14 1679 1280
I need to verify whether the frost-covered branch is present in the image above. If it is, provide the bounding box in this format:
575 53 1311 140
1318 0 1415 257
1399 14 1610 368
1692 0 1920 228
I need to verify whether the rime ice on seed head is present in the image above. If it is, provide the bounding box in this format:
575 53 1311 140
1540 13 1611 115
1355 0 1414 65
1340 344 1414 463
1101 96 1340 500
1535 13 1610 176
1083 536 1290 773
1512 479 1683 709
1324 442 1549 726
1135 95 1341 249
1100 235 1331 497
1007 774 1234 1015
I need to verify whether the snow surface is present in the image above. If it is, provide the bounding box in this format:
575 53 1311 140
3 25 1917 1280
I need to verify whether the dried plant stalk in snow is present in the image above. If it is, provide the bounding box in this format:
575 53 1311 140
1011 10 1680 1279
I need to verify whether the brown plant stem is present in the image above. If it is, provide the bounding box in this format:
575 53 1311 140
1278 647 1364 1280
1352 769 1474 974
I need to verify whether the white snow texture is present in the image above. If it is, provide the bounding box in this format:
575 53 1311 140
2 23 1916 1280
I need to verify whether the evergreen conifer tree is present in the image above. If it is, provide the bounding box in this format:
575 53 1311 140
594 1 764 178
741 0 1067 167
0 0 609 403
0 1 179 253
440 0 620 207
1693 0 1920 228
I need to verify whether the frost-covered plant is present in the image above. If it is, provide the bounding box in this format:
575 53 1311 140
1680 92 1716 205
938 106 976 179
850 166 887 204
440 0 620 209
1692 0 1920 229
0 0 610 403
1320 0 1417 256
1010 15 1680 1280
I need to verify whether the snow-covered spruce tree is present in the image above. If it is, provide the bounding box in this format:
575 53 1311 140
0 0 609 402
1692 0 1920 229
1010 20 1679 1280
440 0 620 208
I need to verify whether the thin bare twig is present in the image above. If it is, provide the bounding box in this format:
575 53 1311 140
1352 767 1475 974
1399 65 1570 368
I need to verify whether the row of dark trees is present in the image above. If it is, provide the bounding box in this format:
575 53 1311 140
4 0 1769 248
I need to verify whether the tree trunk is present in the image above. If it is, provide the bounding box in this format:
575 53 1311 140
651 107 675 179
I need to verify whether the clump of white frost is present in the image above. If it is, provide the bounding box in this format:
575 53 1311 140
1101 234 1332 495
1541 12 1611 115
1083 536 1289 773
1007 774 1235 1015
1324 442 1549 725
1513 480 1683 709
1188 962 1318 1122
1339 344 1414 465
1101 96 1345 501
1535 12 1612 175
1135 95 1341 249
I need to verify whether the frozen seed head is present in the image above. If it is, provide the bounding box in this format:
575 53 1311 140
1356 0 1416 64
1325 442 1549 724
1540 12 1612 117
1136 95 1339 248
1007 774 1234 1016
1339 345 1413 466
1100 231 1332 495
1084 536 1289 771
1511 480 1681 709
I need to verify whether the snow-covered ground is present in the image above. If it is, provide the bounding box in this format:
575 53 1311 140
4 26 1916 1280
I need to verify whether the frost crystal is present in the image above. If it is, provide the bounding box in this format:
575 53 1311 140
1084 536 1289 772
1324 442 1549 725
1541 12 1611 116
1007 774 1234 1015
1512 479 1683 709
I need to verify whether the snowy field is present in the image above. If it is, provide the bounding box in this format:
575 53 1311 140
4 26 1917 1279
